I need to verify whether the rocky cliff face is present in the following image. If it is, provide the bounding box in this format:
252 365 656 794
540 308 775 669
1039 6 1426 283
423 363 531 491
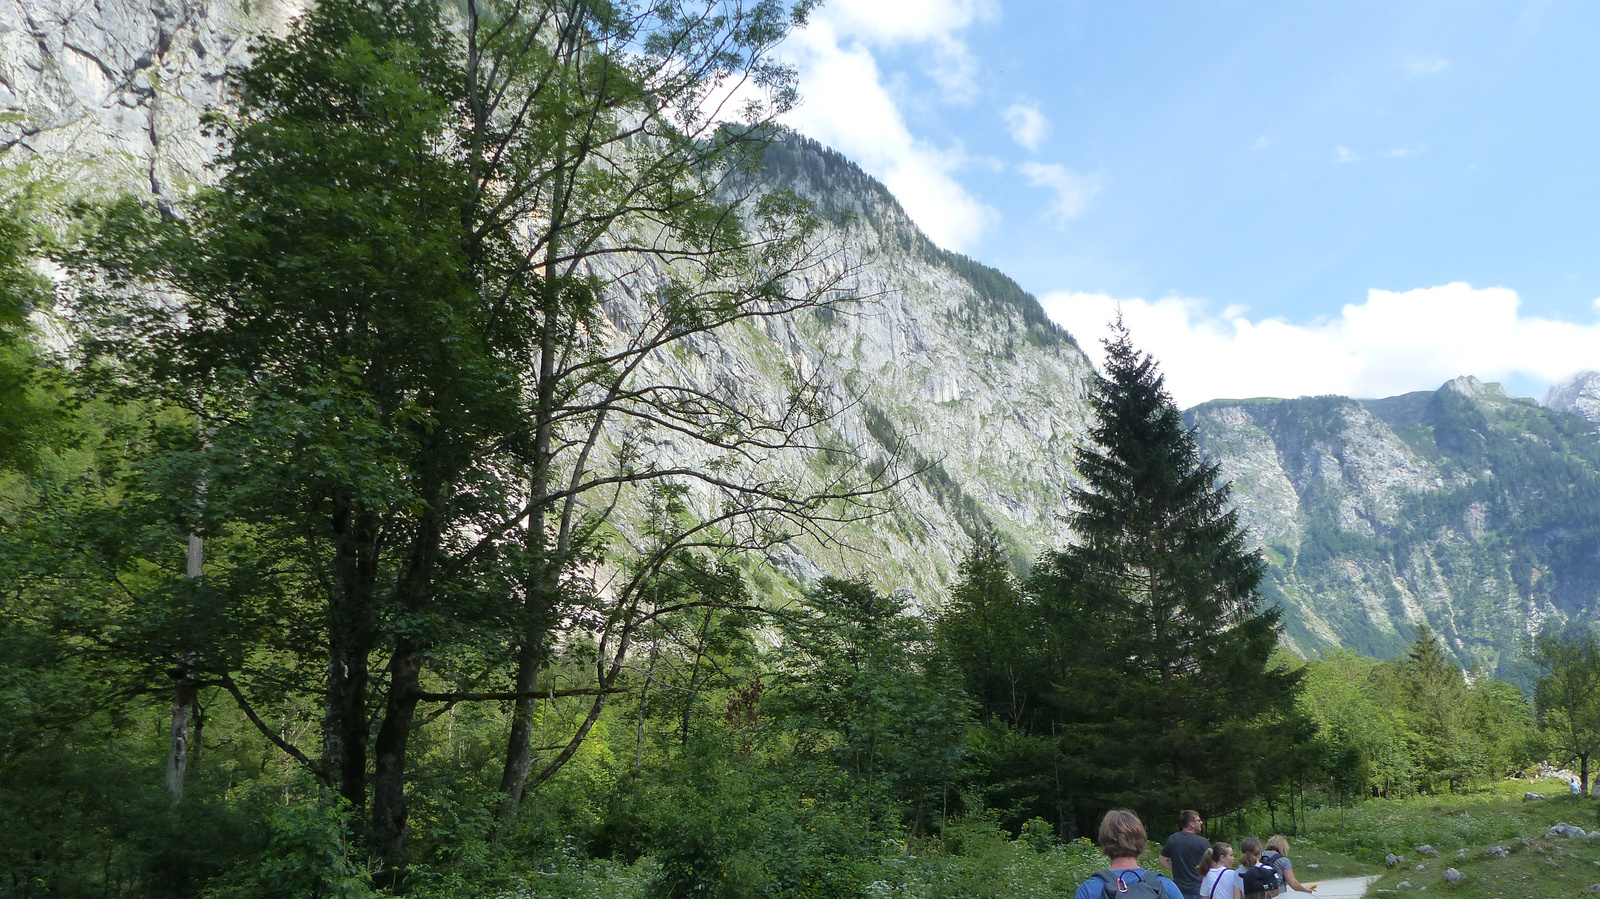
1 0 1096 602
1548 371 1600 430
1191 376 1600 678
11 0 1597 665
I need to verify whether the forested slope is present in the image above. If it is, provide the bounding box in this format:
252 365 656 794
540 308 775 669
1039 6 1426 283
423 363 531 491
1191 375 1600 678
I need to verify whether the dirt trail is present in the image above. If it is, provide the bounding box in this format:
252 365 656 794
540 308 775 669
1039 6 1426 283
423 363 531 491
1302 875 1380 898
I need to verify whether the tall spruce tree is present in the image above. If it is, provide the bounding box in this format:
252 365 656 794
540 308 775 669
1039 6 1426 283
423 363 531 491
1032 319 1301 828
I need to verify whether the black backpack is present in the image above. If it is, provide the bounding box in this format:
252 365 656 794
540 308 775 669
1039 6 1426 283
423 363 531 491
1261 851 1288 889
1094 869 1168 899
1240 861 1279 895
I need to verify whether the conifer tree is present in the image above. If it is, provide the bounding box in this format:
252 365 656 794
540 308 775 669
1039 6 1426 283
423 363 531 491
1032 319 1301 827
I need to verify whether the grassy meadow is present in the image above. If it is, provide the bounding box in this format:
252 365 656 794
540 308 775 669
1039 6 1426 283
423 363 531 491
1267 777 1600 897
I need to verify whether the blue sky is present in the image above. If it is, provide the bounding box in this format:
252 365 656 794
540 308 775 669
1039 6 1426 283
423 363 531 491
777 0 1600 406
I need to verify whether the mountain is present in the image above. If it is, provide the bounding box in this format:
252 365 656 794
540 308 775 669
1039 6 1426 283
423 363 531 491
1548 371 1600 430
0 0 1096 600
1190 376 1600 679
7 0 1600 672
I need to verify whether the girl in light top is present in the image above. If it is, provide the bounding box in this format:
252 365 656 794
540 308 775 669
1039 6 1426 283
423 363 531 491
1199 842 1244 899
1264 835 1317 894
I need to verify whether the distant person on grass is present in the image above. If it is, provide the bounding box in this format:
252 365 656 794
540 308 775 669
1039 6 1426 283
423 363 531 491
1159 809 1210 899
1074 809 1182 899
1264 835 1317 894
1198 841 1243 899
1236 837 1281 899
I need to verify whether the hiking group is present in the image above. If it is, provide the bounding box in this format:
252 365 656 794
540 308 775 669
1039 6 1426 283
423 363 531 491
1074 809 1319 899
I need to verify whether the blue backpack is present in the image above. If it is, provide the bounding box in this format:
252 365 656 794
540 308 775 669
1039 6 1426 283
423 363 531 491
1094 869 1168 899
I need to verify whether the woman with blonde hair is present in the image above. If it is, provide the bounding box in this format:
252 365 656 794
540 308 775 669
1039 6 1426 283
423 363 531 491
1237 838 1281 899
1198 841 1243 899
1263 835 1316 894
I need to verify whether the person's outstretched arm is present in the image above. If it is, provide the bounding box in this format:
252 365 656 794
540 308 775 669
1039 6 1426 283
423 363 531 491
1283 868 1316 893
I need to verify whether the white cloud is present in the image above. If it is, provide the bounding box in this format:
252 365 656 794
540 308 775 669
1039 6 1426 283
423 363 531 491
1002 103 1050 151
1334 145 1361 163
1404 55 1450 75
816 0 996 101
1382 142 1428 159
780 2 1000 250
1019 161 1101 224
1040 283 1600 408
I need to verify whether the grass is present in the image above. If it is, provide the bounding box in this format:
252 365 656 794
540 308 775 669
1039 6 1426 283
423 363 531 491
1291 777 1600 897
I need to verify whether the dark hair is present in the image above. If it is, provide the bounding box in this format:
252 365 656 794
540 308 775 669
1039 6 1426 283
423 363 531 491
1098 809 1148 860
1240 837 1263 866
1179 809 1202 828
1197 841 1233 874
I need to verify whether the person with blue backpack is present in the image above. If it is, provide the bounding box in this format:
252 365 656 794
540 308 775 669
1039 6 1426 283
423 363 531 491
1074 809 1183 899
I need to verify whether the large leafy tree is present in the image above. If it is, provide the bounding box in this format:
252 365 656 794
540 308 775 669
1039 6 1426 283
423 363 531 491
1530 626 1600 793
1031 320 1302 828
72 0 876 878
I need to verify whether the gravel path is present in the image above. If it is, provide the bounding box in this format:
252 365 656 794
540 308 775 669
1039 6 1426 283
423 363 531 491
1301 875 1381 898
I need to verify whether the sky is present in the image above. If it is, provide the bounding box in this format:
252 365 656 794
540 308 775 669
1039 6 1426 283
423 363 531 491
774 0 1600 407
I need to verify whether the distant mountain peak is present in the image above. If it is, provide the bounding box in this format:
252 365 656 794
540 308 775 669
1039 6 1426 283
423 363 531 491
1440 375 1512 399
1546 371 1600 427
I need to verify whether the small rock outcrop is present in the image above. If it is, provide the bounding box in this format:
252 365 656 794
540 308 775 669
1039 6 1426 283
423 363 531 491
1386 854 1404 868
1548 823 1592 839
1525 792 1547 801
1416 845 1438 857
1442 868 1464 884
1483 845 1509 858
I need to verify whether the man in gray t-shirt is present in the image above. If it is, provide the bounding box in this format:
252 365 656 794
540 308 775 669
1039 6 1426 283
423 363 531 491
1158 810 1210 899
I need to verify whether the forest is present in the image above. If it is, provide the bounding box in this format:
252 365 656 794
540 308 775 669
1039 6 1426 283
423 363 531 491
1 1 1596 897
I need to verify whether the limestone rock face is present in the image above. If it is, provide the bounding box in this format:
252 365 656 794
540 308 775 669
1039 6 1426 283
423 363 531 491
1192 378 1600 674
2 0 1097 602
1548 371 1600 429
1 0 307 199
12 0 1600 657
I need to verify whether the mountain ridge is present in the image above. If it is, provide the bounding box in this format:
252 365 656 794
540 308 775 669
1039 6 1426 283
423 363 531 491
7 0 1600 673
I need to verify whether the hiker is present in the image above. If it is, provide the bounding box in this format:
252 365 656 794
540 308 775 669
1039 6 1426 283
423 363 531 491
1264 835 1317 894
1236 838 1280 899
1198 841 1243 899
1073 809 1183 899
1159 810 1210 899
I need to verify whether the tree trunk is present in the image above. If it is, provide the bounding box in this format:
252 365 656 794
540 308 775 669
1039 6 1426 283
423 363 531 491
497 159 566 816
371 643 422 884
165 533 204 800
496 634 544 816
324 495 381 814
165 664 197 798
1582 753 1591 796
369 486 444 882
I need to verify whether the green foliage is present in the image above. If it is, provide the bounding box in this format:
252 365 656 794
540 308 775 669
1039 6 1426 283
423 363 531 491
1029 323 1302 830
774 578 972 832
1297 638 1542 803
1529 626 1600 790
208 792 375 899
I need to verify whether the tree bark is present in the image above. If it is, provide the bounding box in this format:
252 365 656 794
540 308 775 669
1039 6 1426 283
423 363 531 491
324 494 381 815
370 485 445 881
496 634 545 816
164 533 204 799
371 643 422 884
